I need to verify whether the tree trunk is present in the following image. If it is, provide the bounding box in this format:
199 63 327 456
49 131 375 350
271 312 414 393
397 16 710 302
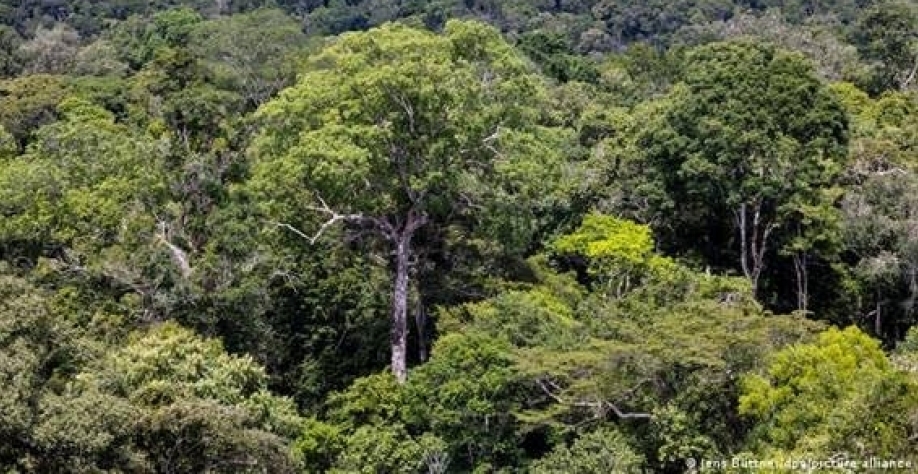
875 292 883 337
793 251 808 313
391 234 411 384
414 283 428 362
735 200 776 298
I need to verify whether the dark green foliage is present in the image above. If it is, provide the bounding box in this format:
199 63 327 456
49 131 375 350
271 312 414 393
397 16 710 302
517 30 600 83
851 1 918 93
530 427 644 473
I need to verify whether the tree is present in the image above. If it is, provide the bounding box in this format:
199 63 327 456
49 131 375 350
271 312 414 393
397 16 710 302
323 333 525 471
851 1 918 92
530 428 644 474
438 234 821 469
591 0 734 47
73 39 129 77
844 174 918 338
248 20 562 383
72 322 305 473
0 272 117 470
18 23 81 75
0 74 69 146
0 98 165 264
0 25 23 77
840 89 918 340
189 8 311 107
634 41 848 298
739 326 918 459
682 9 863 82
552 213 677 297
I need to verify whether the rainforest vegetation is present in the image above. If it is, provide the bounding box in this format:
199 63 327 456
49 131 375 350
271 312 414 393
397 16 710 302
1 0 918 472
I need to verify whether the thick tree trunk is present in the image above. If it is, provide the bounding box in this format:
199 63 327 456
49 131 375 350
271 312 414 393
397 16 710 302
391 234 411 384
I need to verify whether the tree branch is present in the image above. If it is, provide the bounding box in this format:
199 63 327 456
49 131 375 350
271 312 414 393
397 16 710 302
482 126 504 159
268 195 401 244
900 53 918 90
300 195 369 243
534 377 652 421
155 221 192 279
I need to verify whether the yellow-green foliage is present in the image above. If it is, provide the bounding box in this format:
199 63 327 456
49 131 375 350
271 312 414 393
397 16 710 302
0 97 165 254
740 326 918 459
553 212 654 263
552 213 678 295
79 321 303 437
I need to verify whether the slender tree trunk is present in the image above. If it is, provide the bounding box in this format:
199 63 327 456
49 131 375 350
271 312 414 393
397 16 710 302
738 204 751 283
414 283 428 362
906 264 918 316
735 200 776 298
793 251 808 313
875 289 883 336
391 234 411 384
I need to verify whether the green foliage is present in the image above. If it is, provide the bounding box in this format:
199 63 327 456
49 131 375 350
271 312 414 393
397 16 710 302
553 213 655 264
189 8 311 107
552 213 678 296
444 289 582 349
2 3 918 473
325 333 524 471
740 326 918 458
73 322 305 472
330 425 446 474
403 333 524 468
0 98 166 258
592 0 735 46
0 74 69 144
0 272 135 471
851 1 918 93
248 19 579 384
0 268 304 472
0 125 16 159
105 8 204 72
666 41 849 208
0 25 23 77
249 19 559 229
614 40 850 310
530 427 644 473
294 418 344 473
517 30 600 83
437 234 820 469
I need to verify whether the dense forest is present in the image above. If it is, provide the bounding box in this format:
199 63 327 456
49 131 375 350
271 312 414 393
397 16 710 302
1 0 918 472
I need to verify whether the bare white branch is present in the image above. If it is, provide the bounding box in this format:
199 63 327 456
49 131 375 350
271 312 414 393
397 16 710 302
155 221 192 279
268 194 372 244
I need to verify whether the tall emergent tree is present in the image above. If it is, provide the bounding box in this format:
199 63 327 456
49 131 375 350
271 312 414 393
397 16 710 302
247 20 560 383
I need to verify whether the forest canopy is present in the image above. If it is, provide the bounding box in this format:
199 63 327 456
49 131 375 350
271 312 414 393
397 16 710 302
1 0 917 472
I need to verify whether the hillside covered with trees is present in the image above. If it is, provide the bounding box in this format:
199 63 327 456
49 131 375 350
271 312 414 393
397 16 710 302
1 0 918 472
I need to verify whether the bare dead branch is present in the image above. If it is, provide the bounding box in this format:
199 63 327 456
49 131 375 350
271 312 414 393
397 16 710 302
155 221 192 279
265 220 312 240
901 54 918 90
602 401 653 420
300 194 369 243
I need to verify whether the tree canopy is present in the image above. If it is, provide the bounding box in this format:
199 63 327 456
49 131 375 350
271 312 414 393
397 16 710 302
1 1 918 472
